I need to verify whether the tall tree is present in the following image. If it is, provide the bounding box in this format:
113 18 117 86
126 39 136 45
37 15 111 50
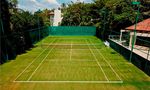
0 0 45 64
0 0 16 64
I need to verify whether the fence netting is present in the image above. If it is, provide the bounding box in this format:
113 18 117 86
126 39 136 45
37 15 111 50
109 30 150 60
109 30 150 76
49 26 96 35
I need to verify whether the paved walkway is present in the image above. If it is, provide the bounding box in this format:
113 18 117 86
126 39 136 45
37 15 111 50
110 39 150 61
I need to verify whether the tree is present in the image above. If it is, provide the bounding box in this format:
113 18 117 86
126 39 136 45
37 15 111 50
0 0 16 64
61 0 138 40
0 0 45 64
34 9 51 26
61 2 83 26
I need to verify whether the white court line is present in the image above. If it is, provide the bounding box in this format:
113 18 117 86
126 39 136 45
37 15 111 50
47 38 94 40
42 44 102 45
53 52 93 54
55 49 92 50
85 40 109 81
14 80 123 83
89 40 122 81
27 39 57 81
46 59 95 62
14 39 56 81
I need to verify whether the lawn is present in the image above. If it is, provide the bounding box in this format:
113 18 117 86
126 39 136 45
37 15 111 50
1 36 150 90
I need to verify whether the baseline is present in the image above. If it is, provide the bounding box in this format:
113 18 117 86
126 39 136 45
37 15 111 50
13 80 123 83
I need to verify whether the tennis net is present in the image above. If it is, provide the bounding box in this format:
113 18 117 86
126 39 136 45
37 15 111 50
41 44 102 49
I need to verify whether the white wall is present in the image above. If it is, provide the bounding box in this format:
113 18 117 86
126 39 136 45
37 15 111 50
53 9 62 26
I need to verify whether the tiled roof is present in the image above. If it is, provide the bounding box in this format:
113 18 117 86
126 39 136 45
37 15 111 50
125 18 150 31
48 12 54 15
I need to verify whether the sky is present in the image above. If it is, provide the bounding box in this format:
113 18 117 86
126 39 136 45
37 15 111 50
18 0 93 12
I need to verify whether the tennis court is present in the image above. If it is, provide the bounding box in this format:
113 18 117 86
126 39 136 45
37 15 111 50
1 36 150 90
14 36 122 83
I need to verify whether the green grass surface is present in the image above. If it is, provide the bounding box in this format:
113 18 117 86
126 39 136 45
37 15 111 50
1 36 150 90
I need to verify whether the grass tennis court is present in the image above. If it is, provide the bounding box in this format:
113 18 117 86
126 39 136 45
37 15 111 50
1 36 150 90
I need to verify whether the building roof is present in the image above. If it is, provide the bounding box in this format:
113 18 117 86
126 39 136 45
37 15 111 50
125 18 150 32
48 12 54 15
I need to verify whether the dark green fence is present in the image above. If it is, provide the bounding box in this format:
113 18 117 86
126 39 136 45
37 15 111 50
0 26 49 63
49 26 96 35
28 26 49 44
109 39 150 76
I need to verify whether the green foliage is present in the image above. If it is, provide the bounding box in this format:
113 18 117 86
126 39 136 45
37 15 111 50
35 9 52 26
1 0 15 64
61 0 144 40
61 2 94 26
0 0 45 64
10 11 44 51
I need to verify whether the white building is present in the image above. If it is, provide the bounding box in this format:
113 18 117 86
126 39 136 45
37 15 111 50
49 8 62 26
53 8 62 26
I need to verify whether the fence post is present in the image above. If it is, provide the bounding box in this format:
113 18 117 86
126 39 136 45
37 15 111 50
147 48 150 60
101 8 106 40
129 2 140 62
144 48 150 73
38 16 41 41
